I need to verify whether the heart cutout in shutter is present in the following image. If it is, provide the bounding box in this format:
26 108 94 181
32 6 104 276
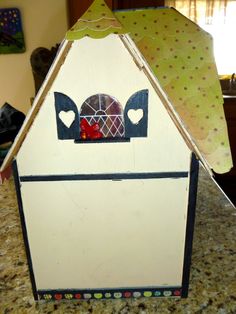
59 110 75 128
128 109 144 125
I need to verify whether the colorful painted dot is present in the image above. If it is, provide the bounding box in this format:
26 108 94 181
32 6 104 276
54 294 62 300
154 291 161 297
163 291 172 297
94 293 103 299
75 293 82 299
174 290 181 296
124 292 132 298
105 292 112 298
84 293 92 299
65 294 73 299
43 294 52 300
144 291 152 297
133 292 142 298
114 292 122 299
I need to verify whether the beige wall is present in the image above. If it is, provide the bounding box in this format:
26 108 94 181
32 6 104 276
0 0 68 114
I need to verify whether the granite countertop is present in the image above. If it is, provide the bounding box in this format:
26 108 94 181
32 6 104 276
0 166 236 314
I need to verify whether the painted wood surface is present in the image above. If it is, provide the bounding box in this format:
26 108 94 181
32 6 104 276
54 92 80 139
17 35 191 176
124 89 148 138
20 176 189 290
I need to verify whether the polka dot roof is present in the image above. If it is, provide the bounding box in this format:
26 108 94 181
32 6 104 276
66 0 232 174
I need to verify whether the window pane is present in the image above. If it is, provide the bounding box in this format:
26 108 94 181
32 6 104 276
80 94 125 138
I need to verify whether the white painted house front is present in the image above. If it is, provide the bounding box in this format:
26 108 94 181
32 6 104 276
0 0 232 301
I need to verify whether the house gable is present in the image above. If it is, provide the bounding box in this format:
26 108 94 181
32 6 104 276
0 0 232 179
16 35 191 176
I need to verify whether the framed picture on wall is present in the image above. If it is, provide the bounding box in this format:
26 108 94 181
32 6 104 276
0 8 25 54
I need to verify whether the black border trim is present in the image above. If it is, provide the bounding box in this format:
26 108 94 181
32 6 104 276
12 160 38 300
75 137 131 143
181 153 199 298
20 172 188 182
37 286 182 300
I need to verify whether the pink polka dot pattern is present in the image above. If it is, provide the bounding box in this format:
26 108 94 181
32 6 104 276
66 0 232 174
117 8 232 173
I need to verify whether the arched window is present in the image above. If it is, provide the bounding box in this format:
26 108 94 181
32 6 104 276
80 94 125 138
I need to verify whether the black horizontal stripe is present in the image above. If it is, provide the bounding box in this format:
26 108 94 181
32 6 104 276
20 172 188 182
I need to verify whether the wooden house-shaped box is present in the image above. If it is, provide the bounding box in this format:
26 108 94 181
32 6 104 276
0 0 233 301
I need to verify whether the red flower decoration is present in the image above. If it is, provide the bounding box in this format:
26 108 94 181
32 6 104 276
80 118 103 140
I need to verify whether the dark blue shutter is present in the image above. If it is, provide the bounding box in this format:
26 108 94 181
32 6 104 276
54 92 80 140
124 89 148 138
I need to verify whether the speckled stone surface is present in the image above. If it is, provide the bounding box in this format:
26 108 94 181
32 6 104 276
0 166 236 314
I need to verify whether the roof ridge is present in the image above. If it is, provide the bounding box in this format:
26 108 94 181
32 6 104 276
66 0 127 40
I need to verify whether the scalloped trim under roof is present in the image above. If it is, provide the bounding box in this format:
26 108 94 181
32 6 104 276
66 0 126 40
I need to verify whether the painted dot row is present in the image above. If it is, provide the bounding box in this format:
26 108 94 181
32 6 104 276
41 289 182 300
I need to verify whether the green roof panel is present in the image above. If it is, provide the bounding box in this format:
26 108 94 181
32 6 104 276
65 0 232 174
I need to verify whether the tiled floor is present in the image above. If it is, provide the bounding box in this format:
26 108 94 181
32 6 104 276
0 167 236 313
